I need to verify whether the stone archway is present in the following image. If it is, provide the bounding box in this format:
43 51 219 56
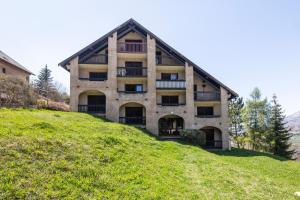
199 126 222 149
119 102 146 125
78 90 106 114
158 115 184 136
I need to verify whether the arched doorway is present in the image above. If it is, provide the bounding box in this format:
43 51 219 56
119 102 146 125
199 126 222 149
78 90 106 114
158 115 184 136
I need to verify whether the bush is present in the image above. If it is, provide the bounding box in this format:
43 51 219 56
0 75 37 107
181 129 206 146
37 99 69 111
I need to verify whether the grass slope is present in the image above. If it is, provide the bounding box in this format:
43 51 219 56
0 109 299 199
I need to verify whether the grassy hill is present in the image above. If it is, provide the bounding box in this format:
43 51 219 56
0 109 299 199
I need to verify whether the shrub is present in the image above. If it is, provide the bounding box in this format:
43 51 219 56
181 129 206 146
37 98 69 111
0 75 37 107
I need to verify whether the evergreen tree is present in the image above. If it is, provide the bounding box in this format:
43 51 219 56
244 87 270 150
35 65 54 98
229 97 245 148
268 95 294 158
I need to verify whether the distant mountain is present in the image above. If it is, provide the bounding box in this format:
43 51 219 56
285 111 300 134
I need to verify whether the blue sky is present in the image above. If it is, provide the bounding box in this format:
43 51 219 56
1 0 299 115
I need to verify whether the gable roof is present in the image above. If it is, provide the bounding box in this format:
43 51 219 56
58 18 237 97
0 50 34 75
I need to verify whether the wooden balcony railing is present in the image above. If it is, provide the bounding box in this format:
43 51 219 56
156 80 186 89
119 116 146 125
117 42 147 53
78 105 106 114
194 91 221 101
117 67 147 77
156 55 184 66
79 54 108 64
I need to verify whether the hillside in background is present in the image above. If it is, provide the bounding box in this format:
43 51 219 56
0 109 299 199
286 111 300 134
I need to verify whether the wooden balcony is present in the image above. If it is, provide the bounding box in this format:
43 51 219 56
79 54 108 64
194 92 221 101
156 80 186 90
156 55 184 66
117 42 147 53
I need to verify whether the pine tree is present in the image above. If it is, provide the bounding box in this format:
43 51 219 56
268 95 294 158
35 65 54 98
244 87 270 150
229 97 245 148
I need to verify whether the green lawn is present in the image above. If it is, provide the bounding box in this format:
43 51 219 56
0 109 299 199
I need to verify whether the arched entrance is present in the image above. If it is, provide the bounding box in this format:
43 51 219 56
158 115 184 136
119 102 146 125
78 90 106 114
199 126 222 149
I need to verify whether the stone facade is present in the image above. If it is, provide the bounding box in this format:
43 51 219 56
67 28 234 149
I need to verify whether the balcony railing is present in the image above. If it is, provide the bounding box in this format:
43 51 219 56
194 91 221 101
117 42 147 53
79 77 107 81
78 105 106 114
156 55 184 66
79 54 108 64
157 103 186 106
117 67 147 77
156 80 186 89
119 116 146 125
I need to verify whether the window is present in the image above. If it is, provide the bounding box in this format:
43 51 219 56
125 84 143 92
161 96 179 105
197 107 214 116
89 72 107 81
2 68 6 74
161 73 178 80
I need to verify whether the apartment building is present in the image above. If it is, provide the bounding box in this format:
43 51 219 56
59 19 237 150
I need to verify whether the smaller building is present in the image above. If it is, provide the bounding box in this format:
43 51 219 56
0 50 33 81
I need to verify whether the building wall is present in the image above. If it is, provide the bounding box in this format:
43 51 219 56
68 31 232 150
0 60 30 82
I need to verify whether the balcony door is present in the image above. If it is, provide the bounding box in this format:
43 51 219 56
125 62 143 76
